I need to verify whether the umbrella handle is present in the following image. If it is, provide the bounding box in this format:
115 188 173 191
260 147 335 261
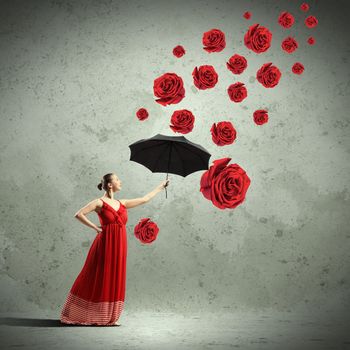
165 173 169 199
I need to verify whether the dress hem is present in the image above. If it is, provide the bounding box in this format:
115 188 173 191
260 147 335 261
60 292 124 326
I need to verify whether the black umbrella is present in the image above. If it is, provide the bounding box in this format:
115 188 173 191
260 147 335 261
128 133 211 198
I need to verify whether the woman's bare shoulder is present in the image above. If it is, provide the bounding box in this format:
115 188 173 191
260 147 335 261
93 198 104 207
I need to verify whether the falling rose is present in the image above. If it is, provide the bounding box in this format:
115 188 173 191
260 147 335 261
200 157 251 209
153 72 185 106
256 63 282 88
244 23 272 54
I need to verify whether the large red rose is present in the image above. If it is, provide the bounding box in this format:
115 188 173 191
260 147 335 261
192 65 218 90
200 157 251 209
170 109 195 134
278 11 295 28
227 82 247 102
244 23 272 54
210 121 237 146
281 36 298 53
153 73 185 106
226 54 248 74
134 218 159 244
173 45 186 58
202 28 226 53
136 108 149 121
253 109 268 125
292 62 305 75
256 63 282 88
305 15 318 28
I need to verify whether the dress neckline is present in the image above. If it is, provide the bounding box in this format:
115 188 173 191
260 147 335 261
100 198 124 214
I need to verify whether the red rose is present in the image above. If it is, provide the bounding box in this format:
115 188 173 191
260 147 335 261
253 109 268 125
244 24 272 54
210 121 237 146
300 2 309 12
307 36 315 45
227 82 247 102
226 54 248 74
256 63 282 88
281 36 298 53
170 109 195 134
278 11 295 29
292 62 304 75
134 218 159 244
173 45 185 58
200 157 251 209
153 72 185 106
305 15 318 28
243 11 251 19
192 65 218 90
202 28 226 53
136 108 149 121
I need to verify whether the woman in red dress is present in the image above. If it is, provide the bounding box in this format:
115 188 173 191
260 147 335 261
60 173 170 326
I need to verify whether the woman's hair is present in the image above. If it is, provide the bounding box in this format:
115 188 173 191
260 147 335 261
97 173 114 191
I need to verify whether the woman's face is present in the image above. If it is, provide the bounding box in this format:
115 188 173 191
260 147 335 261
111 174 122 192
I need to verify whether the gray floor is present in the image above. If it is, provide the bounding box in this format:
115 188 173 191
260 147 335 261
0 309 349 350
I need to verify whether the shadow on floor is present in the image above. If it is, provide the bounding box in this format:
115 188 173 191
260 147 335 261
0 318 120 327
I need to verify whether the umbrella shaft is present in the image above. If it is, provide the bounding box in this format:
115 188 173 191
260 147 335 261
166 142 173 178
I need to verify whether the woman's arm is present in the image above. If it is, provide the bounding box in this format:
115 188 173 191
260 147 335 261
143 186 163 203
74 199 101 232
122 179 170 209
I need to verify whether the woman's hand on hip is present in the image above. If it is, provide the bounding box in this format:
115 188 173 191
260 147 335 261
95 225 103 234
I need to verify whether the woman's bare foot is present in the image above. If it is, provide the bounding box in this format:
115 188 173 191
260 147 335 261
114 321 121 326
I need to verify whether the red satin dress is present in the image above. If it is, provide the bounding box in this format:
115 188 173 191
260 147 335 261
60 199 128 326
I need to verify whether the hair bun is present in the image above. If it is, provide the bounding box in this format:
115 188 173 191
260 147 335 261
97 182 103 190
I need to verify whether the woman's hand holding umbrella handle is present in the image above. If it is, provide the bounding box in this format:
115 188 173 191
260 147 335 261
157 179 170 191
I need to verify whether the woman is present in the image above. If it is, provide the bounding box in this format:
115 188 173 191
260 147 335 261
60 173 170 326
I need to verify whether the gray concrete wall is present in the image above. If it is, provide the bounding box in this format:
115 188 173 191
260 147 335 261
0 0 349 320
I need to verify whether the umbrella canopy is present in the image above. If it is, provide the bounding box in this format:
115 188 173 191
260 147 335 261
128 133 211 198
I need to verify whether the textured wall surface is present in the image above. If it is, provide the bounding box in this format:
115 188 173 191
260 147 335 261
0 0 349 322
